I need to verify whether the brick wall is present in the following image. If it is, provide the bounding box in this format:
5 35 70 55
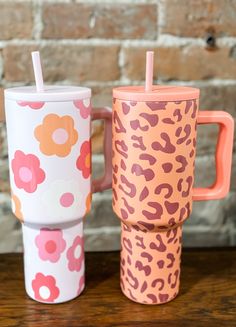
0 0 236 252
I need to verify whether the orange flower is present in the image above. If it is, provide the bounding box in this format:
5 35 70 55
11 194 23 222
84 192 91 216
34 114 78 157
76 140 91 178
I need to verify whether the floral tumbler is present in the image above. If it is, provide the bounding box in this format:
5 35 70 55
4 83 112 303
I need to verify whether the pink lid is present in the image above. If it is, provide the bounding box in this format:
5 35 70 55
5 85 91 102
113 85 200 102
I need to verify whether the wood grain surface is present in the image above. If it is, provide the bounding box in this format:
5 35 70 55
0 249 235 327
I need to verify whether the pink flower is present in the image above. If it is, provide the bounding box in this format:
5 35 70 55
11 150 45 193
35 228 66 263
32 273 59 303
17 101 45 110
77 275 85 295
73 99 91 119
66 236 84 272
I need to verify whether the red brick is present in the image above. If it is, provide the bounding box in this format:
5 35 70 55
3 45 120 83
123 47 158 81
42 3 157 39
0 2 33 40
161 0 236 37
3 45 37 82
123 45 236 81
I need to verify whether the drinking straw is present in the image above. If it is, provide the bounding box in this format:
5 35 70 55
31 51 44 92
145 51 154 92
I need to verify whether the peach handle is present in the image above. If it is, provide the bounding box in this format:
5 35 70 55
193 111 234 201
91 107 112 193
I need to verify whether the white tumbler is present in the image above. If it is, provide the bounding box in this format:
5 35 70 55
5 85 112 303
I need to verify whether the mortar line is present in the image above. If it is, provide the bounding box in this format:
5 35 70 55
1 35 236 48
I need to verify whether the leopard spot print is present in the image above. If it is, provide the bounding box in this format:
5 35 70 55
112 99 198 304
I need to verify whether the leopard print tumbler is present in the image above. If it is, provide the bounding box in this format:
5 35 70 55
112 85 234 304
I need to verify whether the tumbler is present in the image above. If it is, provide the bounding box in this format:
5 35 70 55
112 53 234 304
5 85 112 303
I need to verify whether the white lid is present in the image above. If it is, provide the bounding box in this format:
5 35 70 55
4 85 91 102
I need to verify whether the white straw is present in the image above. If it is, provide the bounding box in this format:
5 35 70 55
31 51 44 92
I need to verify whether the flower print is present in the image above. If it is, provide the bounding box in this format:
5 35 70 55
17 101 45 110
76 140 91 179
73 98 91 119
11 150 45 193
34 114 78 157
84 192 91 216
11 194 23 221
32 273 59 303
35 228 66 263
77 275 85 295
67 236 84 272
41 180 83 219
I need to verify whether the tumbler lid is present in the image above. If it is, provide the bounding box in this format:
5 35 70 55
4 85 91 102
113 85 200 102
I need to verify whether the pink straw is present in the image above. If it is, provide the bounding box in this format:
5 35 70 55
145 51 154 92
31 51 44 92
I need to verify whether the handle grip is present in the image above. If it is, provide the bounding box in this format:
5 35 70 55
193 111 234 201
91 107 112 193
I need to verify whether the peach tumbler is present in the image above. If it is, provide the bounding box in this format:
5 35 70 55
112 85 234 305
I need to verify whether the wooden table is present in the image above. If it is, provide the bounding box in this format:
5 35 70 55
0 249 235 326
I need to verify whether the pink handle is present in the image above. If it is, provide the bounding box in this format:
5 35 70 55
91 107 112 193
193 111 234 201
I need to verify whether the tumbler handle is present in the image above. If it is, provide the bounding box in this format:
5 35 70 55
91 107 112 193
193 111 234 201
